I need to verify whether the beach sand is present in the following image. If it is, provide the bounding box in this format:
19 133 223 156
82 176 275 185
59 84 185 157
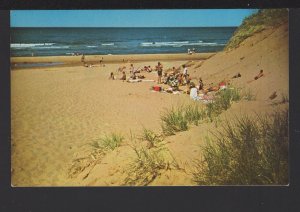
11 23 288 186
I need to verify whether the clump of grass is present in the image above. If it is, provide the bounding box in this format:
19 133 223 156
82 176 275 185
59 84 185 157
184 103 206 126
89 132 124 151
68 133 124 178
124 146 168 186
140 128 162 148
161 106 188 136
242 88 256 101
225 9 288 51
193 109 288 185
206 88 241 121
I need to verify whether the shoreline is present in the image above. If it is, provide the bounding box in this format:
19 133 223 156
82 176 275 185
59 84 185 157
11 53 216 68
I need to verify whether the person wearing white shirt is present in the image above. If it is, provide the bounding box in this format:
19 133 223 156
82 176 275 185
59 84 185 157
189 82 200 101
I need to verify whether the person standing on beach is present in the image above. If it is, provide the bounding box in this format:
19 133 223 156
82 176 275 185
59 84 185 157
130 64 135 74
198 77 204 90
81 54 85 63
182 64 188 82
156 62 163 84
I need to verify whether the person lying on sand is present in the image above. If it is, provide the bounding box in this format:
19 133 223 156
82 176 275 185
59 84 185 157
130 71 137 80
109 72 115 80
232 72 241 79
204 85 220 93
254 69 264 80
120 71 126 81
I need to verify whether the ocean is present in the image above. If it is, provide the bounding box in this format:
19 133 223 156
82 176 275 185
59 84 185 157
11 27 236 57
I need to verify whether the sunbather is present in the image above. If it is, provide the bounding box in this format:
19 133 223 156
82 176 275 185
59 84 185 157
254 69 264 80
232 72 241 78
109 72 115 80
120 71 126 81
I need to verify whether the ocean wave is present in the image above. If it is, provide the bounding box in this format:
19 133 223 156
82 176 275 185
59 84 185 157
101 43 114 46
33 46 70 49
141 41 225 47
10 43 56 48
86 45 98 48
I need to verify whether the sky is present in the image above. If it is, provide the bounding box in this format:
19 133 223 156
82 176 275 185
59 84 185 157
11 9 258 27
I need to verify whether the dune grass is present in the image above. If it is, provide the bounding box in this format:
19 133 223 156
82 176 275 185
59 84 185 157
140 128 162 148
90 133 124 151
206 87 241 121
68 133 124 178
225 9 288 51
161 87 241 135
192 109 288 185
161 106 189 136
124 145 168 186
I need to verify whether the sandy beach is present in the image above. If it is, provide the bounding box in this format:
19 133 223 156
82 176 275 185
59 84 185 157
11 23 288 186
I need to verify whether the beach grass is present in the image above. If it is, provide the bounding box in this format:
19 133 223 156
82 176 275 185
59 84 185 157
125 146 167 186
242 88 257 101
206 87 241 121
89 133 124 151
161 106 189 136
140 128 162 148
225 9 288 51
192 109 288 185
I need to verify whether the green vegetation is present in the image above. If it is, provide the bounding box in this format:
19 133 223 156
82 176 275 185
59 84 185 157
125 146 168 186
140 128 162 148
242 88 257 101
225 9 288 51
192 109 288 185
161 87 242 135
206 88 241 121
124 131 180 186
68 133 124 178
96 133 124 151
161 106 189 136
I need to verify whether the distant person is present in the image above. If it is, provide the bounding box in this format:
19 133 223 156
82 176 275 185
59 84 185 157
109 72 115 80
198 77 204 90
232 72 242 79
182 65 188 82
155 62 163 84
254 69 264 80
120 71 126 81
81 54 85 63
130 64 135 74
100 57 104 66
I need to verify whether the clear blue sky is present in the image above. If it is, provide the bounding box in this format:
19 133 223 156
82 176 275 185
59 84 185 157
11 9 258 27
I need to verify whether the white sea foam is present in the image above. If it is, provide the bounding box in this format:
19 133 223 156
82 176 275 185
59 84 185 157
101 43 114 46
34 46 70 49
86 45 98 48
141 41 225 47
10 43 56 48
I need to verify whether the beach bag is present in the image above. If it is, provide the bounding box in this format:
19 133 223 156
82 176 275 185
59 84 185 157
153 86 162 91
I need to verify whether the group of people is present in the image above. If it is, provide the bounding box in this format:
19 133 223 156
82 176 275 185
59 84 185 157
109 59 266 103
